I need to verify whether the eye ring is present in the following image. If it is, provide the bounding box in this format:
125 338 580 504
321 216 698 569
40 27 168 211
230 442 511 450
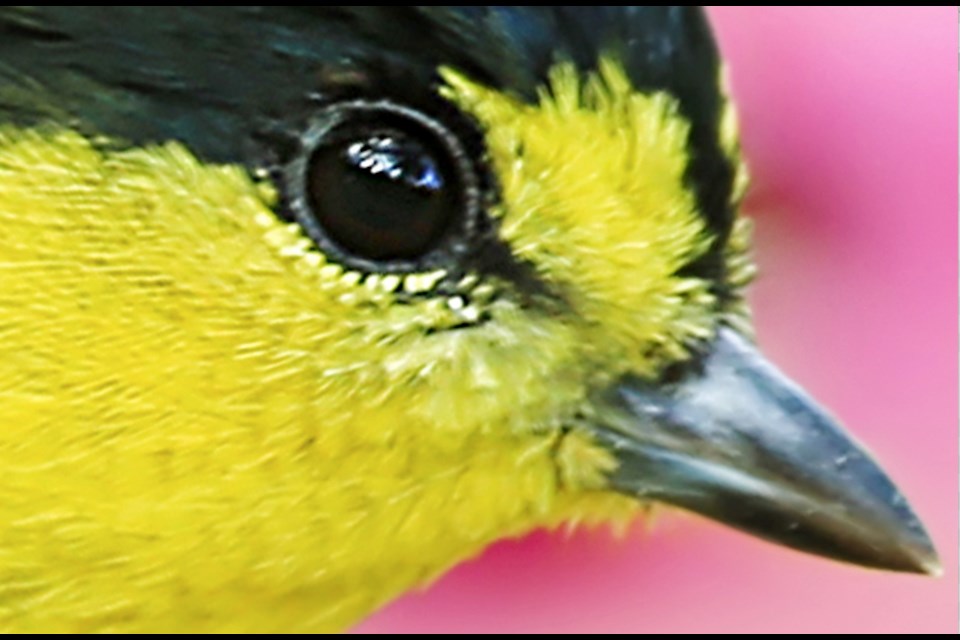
284 100 483 275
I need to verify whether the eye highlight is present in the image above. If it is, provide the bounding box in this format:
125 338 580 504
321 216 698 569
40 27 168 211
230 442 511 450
286 101 482 274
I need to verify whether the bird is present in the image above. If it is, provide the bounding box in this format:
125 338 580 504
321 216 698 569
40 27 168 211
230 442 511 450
0 6 940 634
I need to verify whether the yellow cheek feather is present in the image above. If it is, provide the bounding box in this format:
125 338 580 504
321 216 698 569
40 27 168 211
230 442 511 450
0 58 725 632
442 59 717 373
0 126 634 633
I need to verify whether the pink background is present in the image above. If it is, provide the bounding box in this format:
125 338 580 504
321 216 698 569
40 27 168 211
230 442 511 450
359 7 958 634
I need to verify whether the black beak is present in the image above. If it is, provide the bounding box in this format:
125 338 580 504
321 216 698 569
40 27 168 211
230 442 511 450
586 329 940 575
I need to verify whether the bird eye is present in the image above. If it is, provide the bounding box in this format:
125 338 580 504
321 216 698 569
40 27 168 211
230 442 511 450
308 128 456 261
287 101 480 271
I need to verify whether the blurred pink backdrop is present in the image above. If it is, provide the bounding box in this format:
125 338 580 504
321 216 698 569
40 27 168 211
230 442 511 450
359 7 958 634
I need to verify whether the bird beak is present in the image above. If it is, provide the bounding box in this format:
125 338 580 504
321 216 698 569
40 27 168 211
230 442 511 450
586 329 940 575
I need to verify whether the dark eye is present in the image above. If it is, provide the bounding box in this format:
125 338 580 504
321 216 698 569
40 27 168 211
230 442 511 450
308 128 457 261
287 101 480 271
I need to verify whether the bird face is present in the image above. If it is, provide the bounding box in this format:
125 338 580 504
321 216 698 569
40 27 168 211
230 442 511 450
0 7 938 633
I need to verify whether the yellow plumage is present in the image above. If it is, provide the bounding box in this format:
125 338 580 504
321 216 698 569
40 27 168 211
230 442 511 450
0 62 711 633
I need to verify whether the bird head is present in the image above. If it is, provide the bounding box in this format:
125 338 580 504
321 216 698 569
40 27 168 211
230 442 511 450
0 7 937 633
